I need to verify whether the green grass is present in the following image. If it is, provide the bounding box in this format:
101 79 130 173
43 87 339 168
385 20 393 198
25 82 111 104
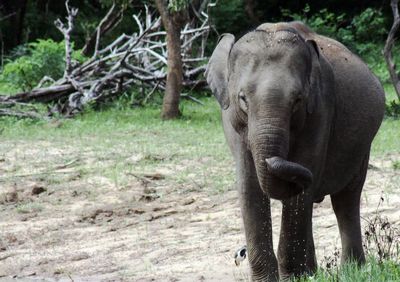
383 83 399 103
1 94 398 200
16 202 44 214
0 97 227 160
294 258 400 282
372 117 400 156
1 94 398 156
0 97 234 196
0 93 398 194
370 84 400 156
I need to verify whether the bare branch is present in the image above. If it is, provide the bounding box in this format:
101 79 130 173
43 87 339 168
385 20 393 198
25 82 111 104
55 0 78 78
384 0 400 100
0 12 16 22
2 4 210 117
82 2 125 57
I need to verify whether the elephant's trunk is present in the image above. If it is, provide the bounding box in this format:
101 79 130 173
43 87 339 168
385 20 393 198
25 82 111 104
250 118 313 200
266 156 313 190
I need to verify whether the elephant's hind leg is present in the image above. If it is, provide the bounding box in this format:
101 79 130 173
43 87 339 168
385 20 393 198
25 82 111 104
330 155 369 264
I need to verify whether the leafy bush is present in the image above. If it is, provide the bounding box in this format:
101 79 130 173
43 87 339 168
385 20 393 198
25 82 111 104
282 6 392 82
282 5 348 42
0 39 85 91
386 99 400 118
282 6 386 55
209 0 250 35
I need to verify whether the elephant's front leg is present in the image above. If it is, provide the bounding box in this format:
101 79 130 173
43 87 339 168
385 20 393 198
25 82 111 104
278 194 316 279
237 149 279 281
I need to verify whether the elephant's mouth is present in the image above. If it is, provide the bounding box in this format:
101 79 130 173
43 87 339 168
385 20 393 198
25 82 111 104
260 156 313 200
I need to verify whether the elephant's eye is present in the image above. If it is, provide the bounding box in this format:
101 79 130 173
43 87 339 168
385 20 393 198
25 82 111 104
239 92 248 112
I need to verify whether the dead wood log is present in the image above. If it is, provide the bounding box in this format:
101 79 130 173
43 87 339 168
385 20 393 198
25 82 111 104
0 99 46 119
0 108 43 119
6 84 76 103
0 2 210 117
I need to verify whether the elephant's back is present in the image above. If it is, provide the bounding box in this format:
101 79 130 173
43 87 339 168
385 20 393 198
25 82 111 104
313 34 385 140
289 22 385 129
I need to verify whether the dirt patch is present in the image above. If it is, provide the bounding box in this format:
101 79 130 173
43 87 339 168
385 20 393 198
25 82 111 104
0 141 399 281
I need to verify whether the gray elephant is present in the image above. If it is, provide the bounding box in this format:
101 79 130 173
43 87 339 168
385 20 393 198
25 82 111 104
206 21 385 281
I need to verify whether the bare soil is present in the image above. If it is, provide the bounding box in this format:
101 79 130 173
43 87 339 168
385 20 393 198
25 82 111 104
0 141 399 281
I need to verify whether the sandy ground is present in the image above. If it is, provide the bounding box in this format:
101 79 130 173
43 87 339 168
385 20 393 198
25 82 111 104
0 141 399 282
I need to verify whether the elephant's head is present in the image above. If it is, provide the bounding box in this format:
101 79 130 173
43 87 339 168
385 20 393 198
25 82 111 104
206 28 322 200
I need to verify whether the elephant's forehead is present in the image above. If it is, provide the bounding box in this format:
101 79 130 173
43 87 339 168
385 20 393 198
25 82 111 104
231 30 307 60
229 42 310 95
230 43 286 67
229 53 306 92
229 64 301 96
229 30 311 76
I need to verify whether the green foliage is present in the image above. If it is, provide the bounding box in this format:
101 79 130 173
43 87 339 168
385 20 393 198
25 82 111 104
99 0 132 8
209 0 249 35
282 5 346 41
386 99 400 118
282 6 392 83
282 6 386 56
168 0 190 12
0 39 86 91
372 117 400 155
352 8 387 41
293 258 400 281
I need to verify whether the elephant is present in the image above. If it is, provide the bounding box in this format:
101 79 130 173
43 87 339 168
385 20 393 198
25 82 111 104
206 21 385 281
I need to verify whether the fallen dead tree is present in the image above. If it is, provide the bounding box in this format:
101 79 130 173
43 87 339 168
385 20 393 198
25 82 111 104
0 1 209 117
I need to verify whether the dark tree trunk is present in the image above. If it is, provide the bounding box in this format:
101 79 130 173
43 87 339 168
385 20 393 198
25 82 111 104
162 19 183 119
155 0 187 120
244 0 260 26
1 0 28 50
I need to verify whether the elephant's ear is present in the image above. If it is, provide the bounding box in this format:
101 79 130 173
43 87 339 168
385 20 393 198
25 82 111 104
305 39 321 114
205 34 235 110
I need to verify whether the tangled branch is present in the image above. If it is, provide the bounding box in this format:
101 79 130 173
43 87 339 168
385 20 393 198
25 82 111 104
1 3 210 117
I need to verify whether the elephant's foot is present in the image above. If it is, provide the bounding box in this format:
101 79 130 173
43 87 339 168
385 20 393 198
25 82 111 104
247 246 279 282
250 264 279 282
277 246 317 280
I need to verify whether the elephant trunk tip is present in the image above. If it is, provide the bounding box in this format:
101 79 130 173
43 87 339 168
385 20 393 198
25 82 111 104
265 156 313 190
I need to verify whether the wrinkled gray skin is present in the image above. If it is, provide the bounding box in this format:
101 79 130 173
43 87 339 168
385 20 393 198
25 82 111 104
206 22 385 281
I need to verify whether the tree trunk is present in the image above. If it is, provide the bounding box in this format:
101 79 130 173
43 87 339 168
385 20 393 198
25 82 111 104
1 0 28 50
162 18 183 119
384 0 400 100
244 0 260 26
155 0 187 120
